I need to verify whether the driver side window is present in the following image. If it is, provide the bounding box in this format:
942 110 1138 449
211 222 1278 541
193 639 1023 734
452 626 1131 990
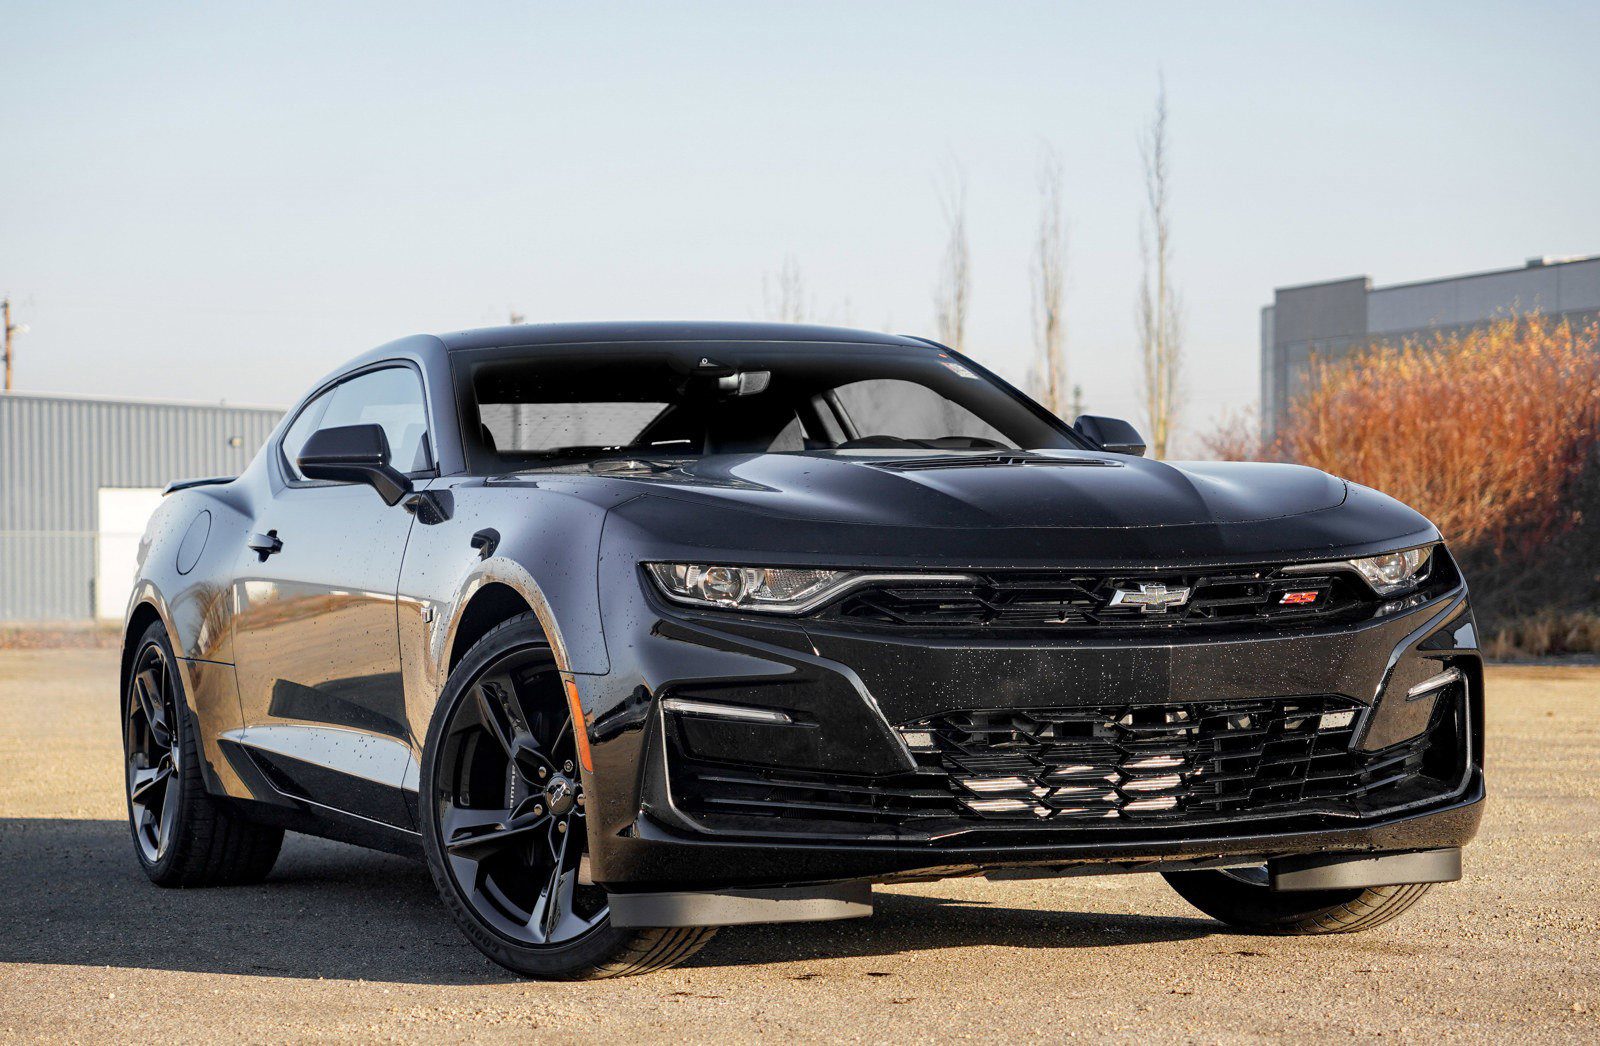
280 366 432 481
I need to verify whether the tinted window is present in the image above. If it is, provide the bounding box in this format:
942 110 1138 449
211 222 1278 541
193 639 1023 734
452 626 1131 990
280 388 333 480
281 366 431 481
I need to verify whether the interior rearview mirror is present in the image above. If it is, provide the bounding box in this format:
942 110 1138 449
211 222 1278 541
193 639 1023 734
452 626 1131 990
1072 415 1147 457
715 370 771 397
297 424 414 505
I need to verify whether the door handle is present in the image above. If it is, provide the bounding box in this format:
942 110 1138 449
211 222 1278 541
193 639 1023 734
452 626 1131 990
248 529 283 561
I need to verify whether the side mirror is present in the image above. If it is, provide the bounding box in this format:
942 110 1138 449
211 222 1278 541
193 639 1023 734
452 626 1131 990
1073 415 1147 457
297 424 414 506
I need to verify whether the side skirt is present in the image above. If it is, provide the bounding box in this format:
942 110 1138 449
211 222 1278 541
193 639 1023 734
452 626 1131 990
218 733 423 858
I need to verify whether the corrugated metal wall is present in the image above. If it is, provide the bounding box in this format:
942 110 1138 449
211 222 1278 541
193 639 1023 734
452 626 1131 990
0 392 283 621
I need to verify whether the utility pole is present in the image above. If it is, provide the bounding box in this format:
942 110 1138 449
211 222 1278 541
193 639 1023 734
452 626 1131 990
2 298 22 392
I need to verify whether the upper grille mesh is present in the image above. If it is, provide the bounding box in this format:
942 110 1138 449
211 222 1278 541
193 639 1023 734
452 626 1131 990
827 569 1365 631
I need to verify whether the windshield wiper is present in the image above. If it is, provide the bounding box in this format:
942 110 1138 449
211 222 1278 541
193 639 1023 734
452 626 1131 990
506 445 697 474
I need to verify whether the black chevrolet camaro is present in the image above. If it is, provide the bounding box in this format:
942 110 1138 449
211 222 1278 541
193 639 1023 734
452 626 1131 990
122 322 1482 978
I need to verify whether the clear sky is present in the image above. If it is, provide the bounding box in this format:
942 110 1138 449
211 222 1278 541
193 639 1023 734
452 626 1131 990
3 1 1597 447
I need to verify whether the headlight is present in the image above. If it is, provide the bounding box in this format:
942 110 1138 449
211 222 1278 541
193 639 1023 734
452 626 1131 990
647 563 841 611
645 563 973 614
1345 545 1433 595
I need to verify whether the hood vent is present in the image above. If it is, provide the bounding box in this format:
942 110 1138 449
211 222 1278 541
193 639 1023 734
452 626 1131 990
869 454 1121 473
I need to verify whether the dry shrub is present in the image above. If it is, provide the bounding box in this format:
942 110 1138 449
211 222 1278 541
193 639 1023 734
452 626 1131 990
1196 407 1267 462
1281 313 1600 553
1198 313 1600 642
1483 611 1600 659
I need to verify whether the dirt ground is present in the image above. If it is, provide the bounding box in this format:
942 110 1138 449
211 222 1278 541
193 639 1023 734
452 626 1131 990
1 650 1596 1043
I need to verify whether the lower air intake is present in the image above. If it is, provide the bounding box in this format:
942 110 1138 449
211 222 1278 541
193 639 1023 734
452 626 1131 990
666 692 1461 837
899 697 1412 822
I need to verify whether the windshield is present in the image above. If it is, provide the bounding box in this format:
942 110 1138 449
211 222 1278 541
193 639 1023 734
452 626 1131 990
458 342 1081 472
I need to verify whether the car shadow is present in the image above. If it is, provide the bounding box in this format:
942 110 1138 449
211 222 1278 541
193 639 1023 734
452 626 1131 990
686 890 1214 972
1 817 1213 983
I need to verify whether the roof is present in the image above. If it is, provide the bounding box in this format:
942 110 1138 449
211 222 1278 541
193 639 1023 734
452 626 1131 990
435 320 935 352
327 322 949 403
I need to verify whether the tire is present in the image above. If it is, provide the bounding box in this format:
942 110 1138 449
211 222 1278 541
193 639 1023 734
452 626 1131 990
1162 866 1434 935
123 621 284 887
419 612 716 979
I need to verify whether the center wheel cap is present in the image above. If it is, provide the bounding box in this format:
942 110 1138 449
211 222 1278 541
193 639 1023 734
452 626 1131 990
544 776 577 817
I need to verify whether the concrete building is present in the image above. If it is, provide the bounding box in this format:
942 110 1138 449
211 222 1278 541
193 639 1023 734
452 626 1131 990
0 391 282 622
1261 254 1600 439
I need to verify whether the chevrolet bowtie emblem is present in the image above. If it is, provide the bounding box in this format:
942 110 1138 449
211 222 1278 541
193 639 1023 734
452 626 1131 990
1107 582 1192 614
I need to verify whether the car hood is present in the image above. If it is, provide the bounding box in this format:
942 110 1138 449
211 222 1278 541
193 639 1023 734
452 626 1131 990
609 451 1346 530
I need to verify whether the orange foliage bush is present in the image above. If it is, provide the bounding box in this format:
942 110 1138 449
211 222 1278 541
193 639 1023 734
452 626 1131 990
1278 314 1600 553
1196 407 1264 462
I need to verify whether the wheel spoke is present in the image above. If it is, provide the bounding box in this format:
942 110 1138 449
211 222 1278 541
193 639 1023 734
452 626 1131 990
528 823 581 942
134 669 161 725
130 758 172 804
442 805 549 859
138 665 176 749
550 713 573 755
511 737 555 783
155 772 179 853
442 805 513 841
471 674 526 757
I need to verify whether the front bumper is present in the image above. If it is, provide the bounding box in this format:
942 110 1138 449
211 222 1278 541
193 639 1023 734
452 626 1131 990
578 569 1484 893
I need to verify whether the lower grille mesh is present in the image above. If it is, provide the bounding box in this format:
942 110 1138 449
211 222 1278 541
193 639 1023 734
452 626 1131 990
903 698 1402 821
668 693 1455 835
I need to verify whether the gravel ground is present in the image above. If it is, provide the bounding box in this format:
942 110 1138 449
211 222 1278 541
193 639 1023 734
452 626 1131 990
1 650 1596 1043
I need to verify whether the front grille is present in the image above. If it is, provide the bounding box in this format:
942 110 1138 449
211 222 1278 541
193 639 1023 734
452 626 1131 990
825 568 1371 632
667 693 1460 837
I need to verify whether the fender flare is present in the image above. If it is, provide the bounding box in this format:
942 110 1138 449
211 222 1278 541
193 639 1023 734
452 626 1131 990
121 580 183 694
437 557 584 680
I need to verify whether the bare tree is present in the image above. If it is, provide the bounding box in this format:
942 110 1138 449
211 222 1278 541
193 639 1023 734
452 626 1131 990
1137 76 1183 458
932 164 970 352
1031 148 1068 416
763 254 812 323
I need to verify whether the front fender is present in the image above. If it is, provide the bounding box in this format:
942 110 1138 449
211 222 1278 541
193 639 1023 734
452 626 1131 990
396 481 618 748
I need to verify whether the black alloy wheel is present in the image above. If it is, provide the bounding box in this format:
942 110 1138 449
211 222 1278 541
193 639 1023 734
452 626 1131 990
122 622 283 886
421 613 716 979
434 647 608 946
126 638 181 864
